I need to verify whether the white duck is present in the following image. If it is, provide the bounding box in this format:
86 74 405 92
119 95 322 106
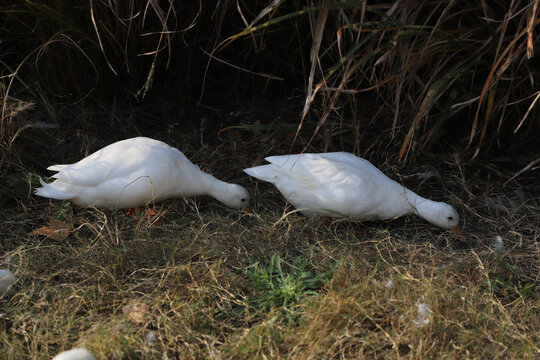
52 348 95 360
36 137 250 209
244 152 459 229
0 269 16 297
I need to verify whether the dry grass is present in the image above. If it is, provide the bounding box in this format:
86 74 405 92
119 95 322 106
286 0 540 160
0 119 538 359
1 202 538 359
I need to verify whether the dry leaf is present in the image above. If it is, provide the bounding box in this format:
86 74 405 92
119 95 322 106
30 217 72 241
122 301 150 324
126 208 165 227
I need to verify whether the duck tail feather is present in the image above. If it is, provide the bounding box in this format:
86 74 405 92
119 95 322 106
34 178 74 200
243 165 277 183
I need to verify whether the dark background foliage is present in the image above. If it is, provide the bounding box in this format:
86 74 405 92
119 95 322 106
1 0 539 170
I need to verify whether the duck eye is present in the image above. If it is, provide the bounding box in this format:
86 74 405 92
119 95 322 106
447 216 454 221
241 198 246 202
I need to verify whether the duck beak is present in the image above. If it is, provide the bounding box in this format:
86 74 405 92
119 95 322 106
450 225 464 239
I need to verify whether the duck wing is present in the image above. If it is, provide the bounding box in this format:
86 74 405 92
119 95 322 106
263 153 391 218
47 159 115 186
46 137 162 187
265 152 383 191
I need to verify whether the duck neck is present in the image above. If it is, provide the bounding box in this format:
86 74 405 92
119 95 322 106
403 188 440 223
201 172 231 200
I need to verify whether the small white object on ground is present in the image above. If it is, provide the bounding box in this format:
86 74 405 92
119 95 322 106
371 278 394 289
413 302 432 327
0 269 16 297
384 278 394 289
52 348 95 360
491 236 504 251
145 330 158 345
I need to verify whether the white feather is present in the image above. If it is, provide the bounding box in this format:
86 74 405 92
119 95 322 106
0 269 16 297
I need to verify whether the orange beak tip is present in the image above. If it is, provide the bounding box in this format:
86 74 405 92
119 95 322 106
450 225 464 239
